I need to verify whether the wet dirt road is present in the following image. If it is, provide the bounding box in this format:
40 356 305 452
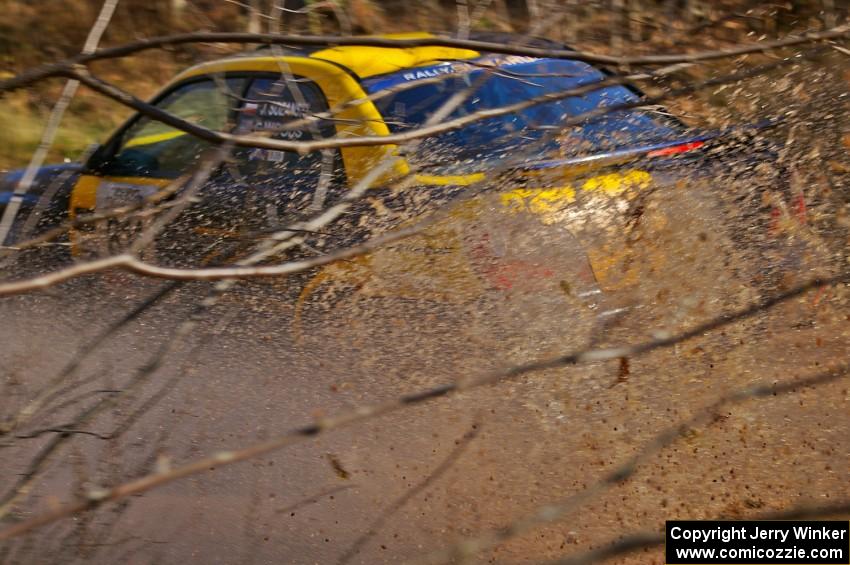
1 193 848 565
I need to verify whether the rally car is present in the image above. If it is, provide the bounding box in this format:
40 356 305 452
0 32 802 327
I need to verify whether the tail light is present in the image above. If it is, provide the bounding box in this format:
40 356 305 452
646 140 705 158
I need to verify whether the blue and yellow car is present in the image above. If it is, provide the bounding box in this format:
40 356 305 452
1 32 798 313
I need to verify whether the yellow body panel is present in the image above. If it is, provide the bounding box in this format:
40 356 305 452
498 169 651 219
413 172 486 186
124 130 186 149
582 169 651 195
69 175 101 213
297 168 658 313
70 39 663 302
67 45 486 250
500 186 577 216
69 175 171 214
309 33 479 79
68 175 173 253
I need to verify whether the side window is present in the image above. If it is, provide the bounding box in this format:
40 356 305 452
230 76 341 196
91 73 343 204
95 78 246 178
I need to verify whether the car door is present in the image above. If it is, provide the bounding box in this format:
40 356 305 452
221 74 342 229
68 76 246 255
68 73 342 259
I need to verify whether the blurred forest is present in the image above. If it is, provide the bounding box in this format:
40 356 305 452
0 0 846 170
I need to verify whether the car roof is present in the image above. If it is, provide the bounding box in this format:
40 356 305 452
175 31 567 83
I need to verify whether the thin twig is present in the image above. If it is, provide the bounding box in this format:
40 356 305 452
0 220 429 295
0 281 182 436
0 274 845 541
337 426 479 565
541 501 850 565
422 363 850 563
0 0 119 247
0 67 487 519
59 55 800 155
4 25 850 94
275 484 354 515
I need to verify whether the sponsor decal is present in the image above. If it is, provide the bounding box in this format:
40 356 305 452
96 181 158 210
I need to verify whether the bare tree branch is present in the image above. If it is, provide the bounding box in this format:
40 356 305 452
0 43 826 294
0 0 120 248
3 16 848 560
0 69 486 519
3 178 188 254
21 51 822 158
3 25 850 95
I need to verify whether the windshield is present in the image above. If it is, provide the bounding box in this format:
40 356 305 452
363 57 684 172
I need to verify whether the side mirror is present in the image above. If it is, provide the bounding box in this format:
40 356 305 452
81 143 104 172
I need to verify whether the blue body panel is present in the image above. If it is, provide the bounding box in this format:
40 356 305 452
0 163 81 241
363 56 686 169
1 57 781 248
